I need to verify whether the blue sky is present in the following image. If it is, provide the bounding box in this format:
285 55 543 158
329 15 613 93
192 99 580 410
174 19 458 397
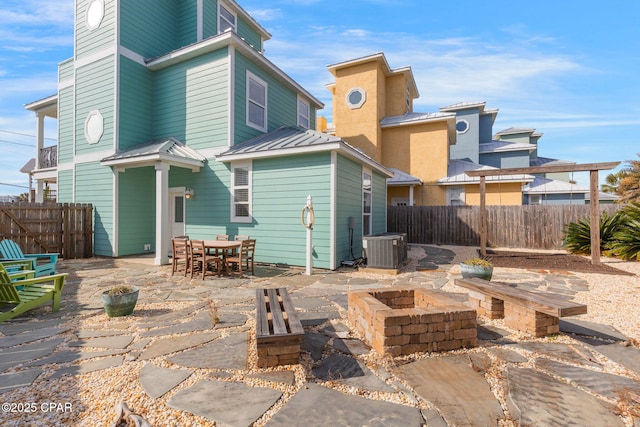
1 0 638 195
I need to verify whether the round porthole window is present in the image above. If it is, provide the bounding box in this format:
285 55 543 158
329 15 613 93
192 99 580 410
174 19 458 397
86 0 105 30
346 87 366 109
456 119 469 134
84 110 104 144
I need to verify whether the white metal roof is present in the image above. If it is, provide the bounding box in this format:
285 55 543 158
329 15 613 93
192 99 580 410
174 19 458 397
387 168 422 186
479 140 537 154
101 137 206 171
380 111 455 128
438 159 535 185
522 176 589 194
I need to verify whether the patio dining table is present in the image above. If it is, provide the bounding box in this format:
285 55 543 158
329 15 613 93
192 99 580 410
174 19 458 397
202 240 244 276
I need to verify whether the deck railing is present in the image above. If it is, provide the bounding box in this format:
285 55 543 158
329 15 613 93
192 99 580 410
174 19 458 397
39 146 57 169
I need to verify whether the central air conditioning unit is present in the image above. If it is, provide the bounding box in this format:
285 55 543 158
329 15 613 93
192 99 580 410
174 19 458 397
362 233 408 269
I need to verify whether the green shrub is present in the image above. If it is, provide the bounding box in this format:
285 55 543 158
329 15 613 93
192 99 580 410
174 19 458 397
609 202 640 260
563 211 622 255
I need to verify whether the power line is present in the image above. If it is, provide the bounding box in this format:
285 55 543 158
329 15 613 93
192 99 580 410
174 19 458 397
0 139 34 148
0 129 57 142
0 182 29 189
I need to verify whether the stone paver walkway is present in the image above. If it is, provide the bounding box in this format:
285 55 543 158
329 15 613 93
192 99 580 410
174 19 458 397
0 245 639 426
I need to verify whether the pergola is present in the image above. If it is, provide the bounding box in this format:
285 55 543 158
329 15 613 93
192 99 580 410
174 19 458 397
465 161 620 265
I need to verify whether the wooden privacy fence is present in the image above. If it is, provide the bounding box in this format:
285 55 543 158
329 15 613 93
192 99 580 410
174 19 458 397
0 202 93 259
387 205 623 250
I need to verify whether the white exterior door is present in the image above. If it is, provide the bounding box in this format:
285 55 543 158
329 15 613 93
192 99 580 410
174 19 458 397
168 188 186 253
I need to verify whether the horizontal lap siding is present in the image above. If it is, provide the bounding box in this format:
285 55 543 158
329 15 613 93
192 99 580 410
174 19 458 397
75 55 115 155
75 162 114 257
174 161 232 239
58 87 74 164
202 0 217 39
233 52 298 144
57 170 74 202
76 0 115 58
120 0 177 58
372 172 387 234
119 56 153 150
237 18 262 52
335 155 365 264
59 59 74 82
118 167 155 255
154 50 229 149
176 1 197 48
251 153 332 269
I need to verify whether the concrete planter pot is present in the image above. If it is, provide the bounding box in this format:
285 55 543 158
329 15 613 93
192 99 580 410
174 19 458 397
460 263 493 281
102 287 139 317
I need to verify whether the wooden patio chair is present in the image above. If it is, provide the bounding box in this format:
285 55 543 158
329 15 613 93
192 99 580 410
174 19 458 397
225 239 255 278
212 234 230 257
0 239 58 277
189 240 222 279
0 264 68 322
171 237 190 276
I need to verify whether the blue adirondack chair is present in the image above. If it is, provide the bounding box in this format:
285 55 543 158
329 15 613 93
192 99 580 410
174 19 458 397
0 240 58 277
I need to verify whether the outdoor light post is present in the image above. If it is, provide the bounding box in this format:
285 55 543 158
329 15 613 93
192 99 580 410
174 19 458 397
301 195 315 275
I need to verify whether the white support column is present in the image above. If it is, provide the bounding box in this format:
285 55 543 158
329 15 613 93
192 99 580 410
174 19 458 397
409 185 415 206
154 162 170 265
34 113 45 203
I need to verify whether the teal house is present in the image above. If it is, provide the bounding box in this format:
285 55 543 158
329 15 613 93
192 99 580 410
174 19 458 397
25 0 391 269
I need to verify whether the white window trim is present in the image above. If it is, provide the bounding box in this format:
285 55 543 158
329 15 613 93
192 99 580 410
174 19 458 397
297 96 310 129
346 87 366 109
246 71 268 132
231 161 252 223
362 167 372 236
456 119 470 134
218 2 237 33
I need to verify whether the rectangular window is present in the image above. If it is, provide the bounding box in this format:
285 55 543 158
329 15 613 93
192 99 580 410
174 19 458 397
246 71 267 132
219 3 236 33
363 168 372 236
231 162 252 222
297 97 310 129
174 196 184 223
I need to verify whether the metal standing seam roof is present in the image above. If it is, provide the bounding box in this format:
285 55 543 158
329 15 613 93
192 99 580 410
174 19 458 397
380 111 455 128
530 156 575 167
216 126 393 177
387 168 422 186
522 176 590 194
479 140 537 154
438 159 535 185
100 137 206 170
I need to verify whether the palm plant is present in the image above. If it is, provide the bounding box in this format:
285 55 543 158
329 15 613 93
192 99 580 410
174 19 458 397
563 211 622 255
617 154 640 203
608 202 640 260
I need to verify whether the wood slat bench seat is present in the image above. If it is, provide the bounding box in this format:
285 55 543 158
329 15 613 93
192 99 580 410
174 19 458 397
256 287 304 367
455 277 587 337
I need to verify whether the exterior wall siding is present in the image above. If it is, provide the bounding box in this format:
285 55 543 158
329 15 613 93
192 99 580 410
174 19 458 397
154 49 229 149
335 155 365 264
372 171 387 234
524 193 586 205
202 0 218 38
479 114 494 143
76 0 116 59
58 87 75 164
465 182 523 206
59 59 74 82
480 151 530 169
57 170 74 202
120 0 177 58
233 52 299 144
75 162 114 256
176 1 197 48
237 18 262 52
450 108 480 163
119 56 154 150
75 55 116 155
250 153 332 269
118 167 156 255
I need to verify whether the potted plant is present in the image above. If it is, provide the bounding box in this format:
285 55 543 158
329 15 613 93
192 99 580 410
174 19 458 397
460 258 493 280
102 285 139 317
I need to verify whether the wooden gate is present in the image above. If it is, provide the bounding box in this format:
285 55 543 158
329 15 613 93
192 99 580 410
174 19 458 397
0 202 93 259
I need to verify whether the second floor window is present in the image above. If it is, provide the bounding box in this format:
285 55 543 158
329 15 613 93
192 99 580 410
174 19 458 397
297 98 310 129
219 3 236 33
247 71 267 132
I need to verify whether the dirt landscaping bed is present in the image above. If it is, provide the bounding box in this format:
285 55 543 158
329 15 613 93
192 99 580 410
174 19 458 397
485 250 636 276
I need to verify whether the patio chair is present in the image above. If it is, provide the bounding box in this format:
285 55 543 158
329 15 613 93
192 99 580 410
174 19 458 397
225 239 255 278
0 240 58 277
0 264 68 322
189 240 222 279
171 237 190 276
212 234 230 257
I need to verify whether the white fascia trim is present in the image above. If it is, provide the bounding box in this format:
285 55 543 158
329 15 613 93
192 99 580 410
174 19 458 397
330 151 337 270
74 46 117 69
58 79 74 91
199 146 229 159
57 162 74 171
196 0 203 41
74 150 116 164
228 48 235 146
118 46 145 66
101 154 204 171
147 31 323 109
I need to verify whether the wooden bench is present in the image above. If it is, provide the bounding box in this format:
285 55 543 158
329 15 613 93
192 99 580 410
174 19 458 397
256 287 304 367
455 277 587 337
0 269 68 322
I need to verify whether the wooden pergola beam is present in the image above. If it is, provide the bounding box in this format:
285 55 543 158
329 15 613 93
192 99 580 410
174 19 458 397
470 161 620 265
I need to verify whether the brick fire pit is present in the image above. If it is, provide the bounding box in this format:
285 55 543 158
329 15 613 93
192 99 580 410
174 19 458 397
348 288 477 356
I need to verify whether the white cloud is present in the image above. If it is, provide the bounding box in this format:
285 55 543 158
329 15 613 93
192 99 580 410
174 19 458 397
245 8 282 21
